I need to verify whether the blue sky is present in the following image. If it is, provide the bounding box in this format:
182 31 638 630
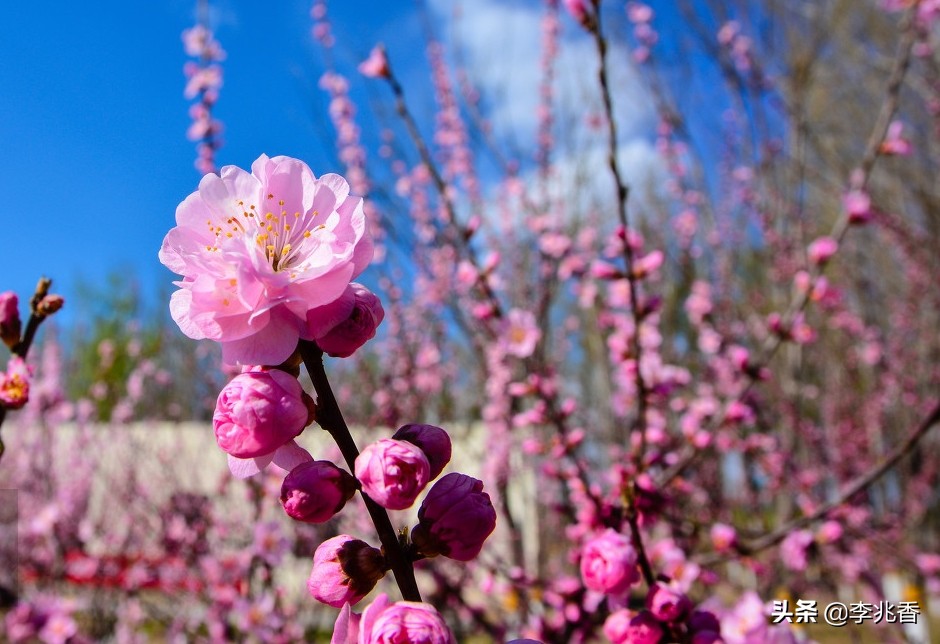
1 0 677 328
0 1 430 325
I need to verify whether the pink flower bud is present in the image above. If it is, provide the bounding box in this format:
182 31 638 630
391 424 452 480
843 189 872 224
316 284 385 358
807 236 838 266
212 368 311 459
307 535 386 608
579 529 640 595
360 594 456 644
0 292 21 348
358 44 390 79
563 0 593 28
280 460 358 523
355 439 430 510
412 473 497 561
36 294 65 316
604 610 663 644
646 582 691 622
0 356 31 410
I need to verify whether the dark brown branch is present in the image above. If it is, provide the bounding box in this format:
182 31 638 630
298 340 422 602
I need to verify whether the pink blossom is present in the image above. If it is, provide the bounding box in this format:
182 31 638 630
355 438 430 510
843 189 872 224
412 473 497 561
391 424 452 480
359 593 456 644
807 236 838 265
316 283 384 358
160 154 374 365
604 610 663 644
358 44 390 79
710 523 737 551
646 582 691 622
880 120 912 155
213 368 312 458
502 308 541 358
280 460 357 523
627 2 654 23
308 535 386 608
0 356 31 409
579 529 640 595
0 291 21 348
780 529 814 571
331 603 361 644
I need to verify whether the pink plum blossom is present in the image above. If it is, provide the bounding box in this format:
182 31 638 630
359 593 456 644
646 582 691 622
807 236 838 266
880 120 912 155
843 189 872 224
159 154 374 365
579 529 640 595
307 535 386 608
411 473 497 561
0 356 31 409
316 283 384 358
502 308 541 358
212 368 312 459
354 438 430 510
358 44 390 79
603 610 663 644
280 460 358 523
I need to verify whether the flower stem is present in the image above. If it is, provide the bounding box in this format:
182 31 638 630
298 340 422 603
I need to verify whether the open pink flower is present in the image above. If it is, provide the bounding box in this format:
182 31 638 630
0 356 31 410
502 309 541 358
159 154 373 365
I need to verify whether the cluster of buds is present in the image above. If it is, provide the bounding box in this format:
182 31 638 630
305 425 496 606
206 286 496 633
0 288 64 412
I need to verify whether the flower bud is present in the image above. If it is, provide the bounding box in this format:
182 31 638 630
213 368 311 459
307 535 386 608
411 473 497 561
355 438 430 510
391 424 452 480
646 582 691 622
0 356 31 410
0 292 21 348
580 529 640 595
360 594 456 644
358 44 390 79
280 460 358 523
36 294 65 316
316 283 384 358
807 236 838 266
